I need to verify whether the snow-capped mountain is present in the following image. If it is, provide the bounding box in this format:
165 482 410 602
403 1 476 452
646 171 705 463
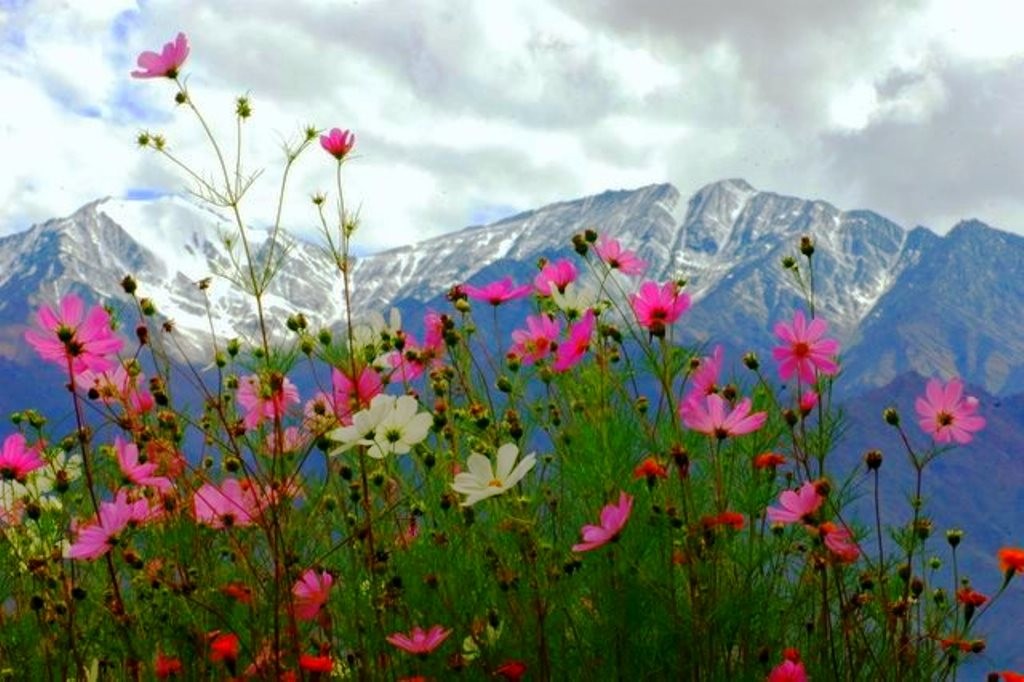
1 179 1022 397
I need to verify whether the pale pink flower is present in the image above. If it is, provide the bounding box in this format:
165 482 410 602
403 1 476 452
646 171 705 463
79 366 154 414
595 236 647 276
509 314 561 365
766 482 824 525
68 491 154 560
265 426 307 454
572 491 633 553
771 310 839 384
193 478 259 529
237 373 300 430
463 277 532 306
115 436 172 492
292 569 333 621
332 365 383 423
680 345 724 412
320 128 356 159
0 434 44 482
820 522 860 563
131 32 189 79
630 281 690 334
552 309 595 372
386 625 451 656
534 259 577 296
25 294 123 375
386 334 429 383
680 394 767 439
914 377 985 444
768 659 808 682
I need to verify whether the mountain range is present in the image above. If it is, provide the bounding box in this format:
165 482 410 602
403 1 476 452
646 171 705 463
0 179 1021 667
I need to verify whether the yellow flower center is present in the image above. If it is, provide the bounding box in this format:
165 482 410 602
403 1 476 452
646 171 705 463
487 478 504 488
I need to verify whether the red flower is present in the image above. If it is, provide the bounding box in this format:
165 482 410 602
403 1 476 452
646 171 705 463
494 659 528 680
299 654 333 673
997 547 1024 575
1000 672 1024 682
131 32 189 79
956 587 988 607
219 581 253 604
701 511 745 531
753 452 787 470
320 128 356 160
209 632 240 662
633 457 668 481
154 652 183 678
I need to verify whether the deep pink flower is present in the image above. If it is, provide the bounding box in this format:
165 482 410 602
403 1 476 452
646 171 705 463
552 309 595 372
630 281 690 333
771 310 839 384
68 491 154 560
292 569 333 621
595 236 647 276
915 377 985 444
572 491 633 553
115 436 172 492
680 393 767 439
768 659 808 682
534 259 577 296
332 365 383 423
131 32 189 79
463 277 532 306
386 625 451 656
320 127 356 160
25 294 123 375
820 522 860 563
193 478 259 528
799 390 818 415
766 482 824 525
237 373 300 430
0 434 44 482
510 314 561 364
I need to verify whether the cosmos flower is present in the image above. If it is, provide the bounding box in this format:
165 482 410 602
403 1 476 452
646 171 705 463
680 393 767 439
67 491 154 560
131 32 190 79
509 314 560 365
594 236 646 276
771 310 839 384
25 294 123 375
386 625 451 656
997 547 1024 576
237 373 300 430
552 309 595 372
914 377 985 444
193 478 259 529
572 491 633 553
332 365 383 423
463 277 532 306
0 434 44 482
292 569 333 621
451 443 536 506
766 482 824 526
320 128 356 159
630 281 690 334
820 522 860 563
115 436 172 492
534 259 577 296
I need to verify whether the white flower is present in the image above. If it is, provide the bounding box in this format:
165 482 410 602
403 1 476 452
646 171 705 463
328 394 432 459
550 282 599 319
452 443 536 507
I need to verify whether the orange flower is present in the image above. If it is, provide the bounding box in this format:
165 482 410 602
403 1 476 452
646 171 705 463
701 511 745 531
998 547 1024 575
753 452 787 470
1000 672 1024 682
633 457 668 481
956 587 988 607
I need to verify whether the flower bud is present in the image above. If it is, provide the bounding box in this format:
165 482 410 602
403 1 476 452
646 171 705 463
317 329 332 346
781 255 797 270
883 407 900 426
174 91 187 105
235 96 252 119
864 449 883 471
799 235 815 257
742 352 759 370
946 529 964 548
584 228 598 243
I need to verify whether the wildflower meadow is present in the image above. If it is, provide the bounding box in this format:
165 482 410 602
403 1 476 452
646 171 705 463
1 32 1021 681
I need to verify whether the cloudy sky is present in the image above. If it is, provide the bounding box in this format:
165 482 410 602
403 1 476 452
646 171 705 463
2 0 1024 252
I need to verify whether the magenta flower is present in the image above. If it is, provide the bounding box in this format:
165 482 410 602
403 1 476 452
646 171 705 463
332 365 383 423
0 434 44 482
193 478 259 529
463 277 532 306
25 294 123 375
766 481 824 525
768 659 808 682
68 491 154 561
320 128 356 160
595 236 647 276
771 310 839 384
820 522 860 563
534 259 577 296
552 309 595 372
572 491 633 553
292 569 333 621
237 373 300 430
115 436 172 492
509 314 561 365
915 377 985 444
386 625 451 656
630 281 690 334
680 393 767 439
131 32 189 79
681 345 724 412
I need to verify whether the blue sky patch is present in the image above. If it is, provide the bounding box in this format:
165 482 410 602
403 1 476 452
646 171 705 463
469 204 519 226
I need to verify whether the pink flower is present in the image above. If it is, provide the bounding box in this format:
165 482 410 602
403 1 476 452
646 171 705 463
292 569 333 621
463 277 532 306
237 373 300 430
332 365 383 423
0 434 44 482
799 390 818 415
820 522 860 563
79 366 155 414
25 294 123 375
131 32 189 79
572 491 633 553
265 426 306 454
630 281 690 334
320 128 356 160
681 345 724 412
680 394 767 439
68 491 154 560
193 478 259 529
552 309 595 372
766 482 824 525
771 310 839 384
534 259 577 296
509 314 561 365
115 436 172 492
386 625 451 656
915 377 985 444
768 659 808 682
595 236 647 276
